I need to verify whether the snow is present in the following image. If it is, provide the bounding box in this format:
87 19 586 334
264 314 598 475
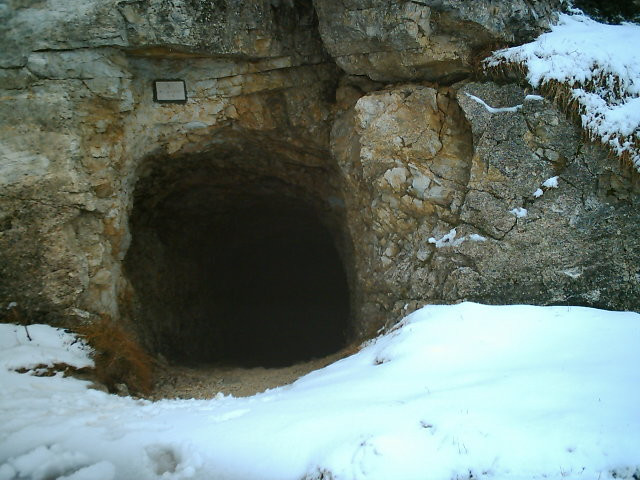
464 93 523 113
486 12 640 170
542 176 560 189
0 445 104 480
468 233 487 242
510 207 528 218
428 229 486 248
428 228 464 248
532 176 560 199
0 323 93 372
1 303 639 480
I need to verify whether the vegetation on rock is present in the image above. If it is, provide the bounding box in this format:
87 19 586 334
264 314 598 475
77 317 153 395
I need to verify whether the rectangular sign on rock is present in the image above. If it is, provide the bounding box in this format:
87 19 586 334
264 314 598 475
153 80 187 103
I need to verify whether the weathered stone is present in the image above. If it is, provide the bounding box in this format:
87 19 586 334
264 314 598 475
118 0 325 60
313 0 562 82
1 0 639 356
0 0 339 334
327 79 640 327
330 84 474 330
444 82 640 310
0 0 326 68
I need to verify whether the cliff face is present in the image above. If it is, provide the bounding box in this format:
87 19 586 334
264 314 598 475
313 0 562 82
0 0 638 354
335 81 639 332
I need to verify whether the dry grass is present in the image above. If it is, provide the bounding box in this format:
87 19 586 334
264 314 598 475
469 42 513 81
77 316 154 395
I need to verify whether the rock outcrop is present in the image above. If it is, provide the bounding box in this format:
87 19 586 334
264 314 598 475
0 0 325 67
572 0 640 23
1 0 638 354
313 0 563 82
0 0 337 333
331 81 639 330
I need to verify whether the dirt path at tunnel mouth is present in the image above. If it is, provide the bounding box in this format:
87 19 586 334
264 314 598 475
148 347 359 400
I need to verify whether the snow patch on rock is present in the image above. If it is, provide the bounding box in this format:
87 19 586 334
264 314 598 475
487 12 640 170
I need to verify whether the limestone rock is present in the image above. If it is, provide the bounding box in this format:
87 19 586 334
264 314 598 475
1 0 639 349
446 82 640 310
330 80 640 328
313 0 562 82
331 83 474 330
0 0 123 68
0 0 325 68
117 0 325 60
0 0 338 328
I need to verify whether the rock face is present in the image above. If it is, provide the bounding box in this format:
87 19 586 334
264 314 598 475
0 0 337 332
454 83 640 309
313 0 563 82
572 0 640 23
0 0 325 67
332 81 639 330
1 0 638 356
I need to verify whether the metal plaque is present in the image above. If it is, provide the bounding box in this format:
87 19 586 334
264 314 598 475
153 80 187 103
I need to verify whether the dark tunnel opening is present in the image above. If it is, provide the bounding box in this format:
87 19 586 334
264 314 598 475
124 167 352 368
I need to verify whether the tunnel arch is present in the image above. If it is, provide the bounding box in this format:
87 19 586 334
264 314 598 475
123 141 355 367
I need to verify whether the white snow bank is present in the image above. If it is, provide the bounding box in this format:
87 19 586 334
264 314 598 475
1 303 639 480
487 12 640 170
0 323 93 372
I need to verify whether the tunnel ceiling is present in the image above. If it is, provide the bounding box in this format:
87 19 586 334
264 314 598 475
124 150 353 367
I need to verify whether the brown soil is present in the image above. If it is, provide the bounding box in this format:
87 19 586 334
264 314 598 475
149 346 360 400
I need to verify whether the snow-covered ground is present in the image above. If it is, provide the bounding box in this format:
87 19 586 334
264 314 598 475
1 303 639 480
486 11 640 170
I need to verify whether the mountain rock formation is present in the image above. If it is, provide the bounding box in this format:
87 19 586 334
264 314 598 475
1 0 637 357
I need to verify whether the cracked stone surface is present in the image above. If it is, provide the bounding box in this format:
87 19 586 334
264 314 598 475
0 0 340 333
313 0 563 82
330 82 475 331
330 81 639 327
449 82 640 310
0 0 326 68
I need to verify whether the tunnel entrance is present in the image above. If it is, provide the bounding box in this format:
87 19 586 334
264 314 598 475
124 156 352 368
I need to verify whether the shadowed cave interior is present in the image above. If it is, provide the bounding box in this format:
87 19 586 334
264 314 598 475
125 162 351 368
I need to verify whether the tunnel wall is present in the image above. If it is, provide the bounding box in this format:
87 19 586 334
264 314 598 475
125 150 353 365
